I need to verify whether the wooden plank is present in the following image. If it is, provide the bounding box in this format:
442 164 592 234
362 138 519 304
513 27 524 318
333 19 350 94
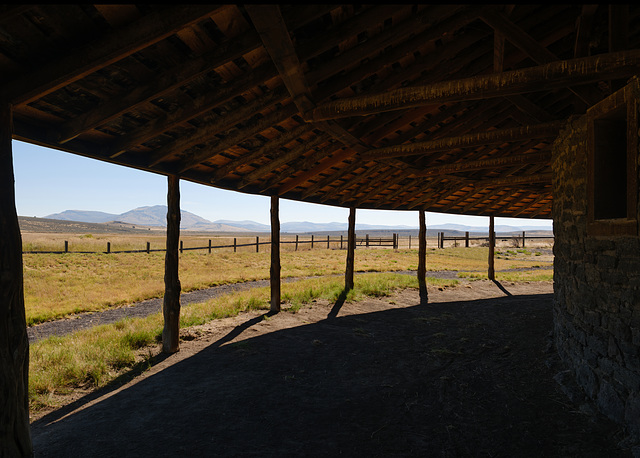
364 121 564 160
418 210 428 304
162 175 181 354
472 172 552 188
59 30 264 143
3 5 226 105
345 207 356 290
277 147 354 194
311 50 640 120
414 151 552 177
0 102 32 456
270 196 281 313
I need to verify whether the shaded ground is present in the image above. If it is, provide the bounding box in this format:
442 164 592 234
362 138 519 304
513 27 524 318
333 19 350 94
30 280 631 457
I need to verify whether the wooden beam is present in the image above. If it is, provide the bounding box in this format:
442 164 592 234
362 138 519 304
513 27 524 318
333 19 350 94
58 31 264 144
488 216 495 280
238 134 330 189
2 5 225 105
270 196 281 313
574 5 599 58
510 193 550 217
415 151 552 177
472 172 552 189
162 175 181 354
311 50 640 120
363 121 564 160
345 207 356 291
277 148 354 194
479 7 601 106
418 210 428 304
113 64 281 159
246 5 315 115
0 102 32 456
178 104 298 173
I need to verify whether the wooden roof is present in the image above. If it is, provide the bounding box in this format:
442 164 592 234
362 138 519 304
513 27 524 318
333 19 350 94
2 5 639 219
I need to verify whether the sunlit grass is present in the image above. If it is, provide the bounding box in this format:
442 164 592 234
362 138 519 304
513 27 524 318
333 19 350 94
28 273 458 413
23 244 552 325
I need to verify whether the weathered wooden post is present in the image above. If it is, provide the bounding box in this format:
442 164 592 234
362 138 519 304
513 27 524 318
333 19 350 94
366 234 369 248
345 207 356 291
295 234 299 251
409 235 412 250
179 240 183 254
327 235 330 249
522 230 526 248
208 239 211 254
465 231 470 248
270 196 281 313
146 241 150 254
311 234 314 249
340 234 343 249
0 102 32 456
162 175 181 354
107 242 111 253
64 240 68 253
233 237 237 252
488 216 496 280
418 210 428 304
256 236 259 253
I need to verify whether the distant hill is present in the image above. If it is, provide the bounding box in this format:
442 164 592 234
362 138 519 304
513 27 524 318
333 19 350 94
45 206 250 232
43 206 553 234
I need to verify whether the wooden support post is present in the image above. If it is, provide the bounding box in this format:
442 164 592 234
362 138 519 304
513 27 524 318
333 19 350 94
179 240 183 254
327 235 330 249
409 235 412 250
295 234 298 251
162 175 181 354
340 235 343 249
366 234 369 248
208 239 211 254
64 240 68 253
233 237 237 252
270 196 281 313
0 101 32 456
465 231 470 248
345 207 356 291
146 241 150 254
418 210 428 304
107 242 111 253
311 235 314 249
522 231 526 248
256 236 259 253
488 216 496 280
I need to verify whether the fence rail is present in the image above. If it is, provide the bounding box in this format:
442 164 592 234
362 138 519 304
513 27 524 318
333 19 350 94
22 231 553 254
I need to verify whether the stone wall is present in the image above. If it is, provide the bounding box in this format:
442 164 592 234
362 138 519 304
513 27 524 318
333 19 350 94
552 92 640 441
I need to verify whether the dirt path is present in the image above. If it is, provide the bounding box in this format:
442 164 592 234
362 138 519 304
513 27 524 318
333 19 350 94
30 280 632 457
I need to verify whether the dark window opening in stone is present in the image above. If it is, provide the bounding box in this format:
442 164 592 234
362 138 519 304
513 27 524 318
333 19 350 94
592 105 627 220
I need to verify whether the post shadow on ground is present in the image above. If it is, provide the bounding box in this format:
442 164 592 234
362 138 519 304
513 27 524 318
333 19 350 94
492 279 513 296
419 279 429 305
327 288 349 319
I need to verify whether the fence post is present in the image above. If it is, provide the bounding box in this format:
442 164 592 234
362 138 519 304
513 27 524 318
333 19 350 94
64 240 68 253
522 231 526 248
208 239 211 254
256 236 259 253
327 235 330 249
409 235 411 250
295 234 298 251
340 234 343 249
107 242 111 254
465 231 469 248
234 238 237 253
180 240 183 254
147 242 150 254
311 235 314 249
366 234 369 248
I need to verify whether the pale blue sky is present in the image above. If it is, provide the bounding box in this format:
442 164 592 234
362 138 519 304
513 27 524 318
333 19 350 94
12 140 552 229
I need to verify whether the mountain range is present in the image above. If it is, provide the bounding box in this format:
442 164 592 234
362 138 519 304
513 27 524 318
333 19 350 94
44 206 553 233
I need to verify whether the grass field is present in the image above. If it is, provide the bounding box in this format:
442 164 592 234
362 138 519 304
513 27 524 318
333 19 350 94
23 231 553 413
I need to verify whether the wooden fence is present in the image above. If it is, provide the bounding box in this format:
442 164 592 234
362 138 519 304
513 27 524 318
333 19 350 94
436 231 554 248
22 234 400 254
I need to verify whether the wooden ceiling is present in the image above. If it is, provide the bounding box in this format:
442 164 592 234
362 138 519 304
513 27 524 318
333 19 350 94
2 4 639 219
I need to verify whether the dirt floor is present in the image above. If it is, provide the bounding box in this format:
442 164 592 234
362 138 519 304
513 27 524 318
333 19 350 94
30 280 633 457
